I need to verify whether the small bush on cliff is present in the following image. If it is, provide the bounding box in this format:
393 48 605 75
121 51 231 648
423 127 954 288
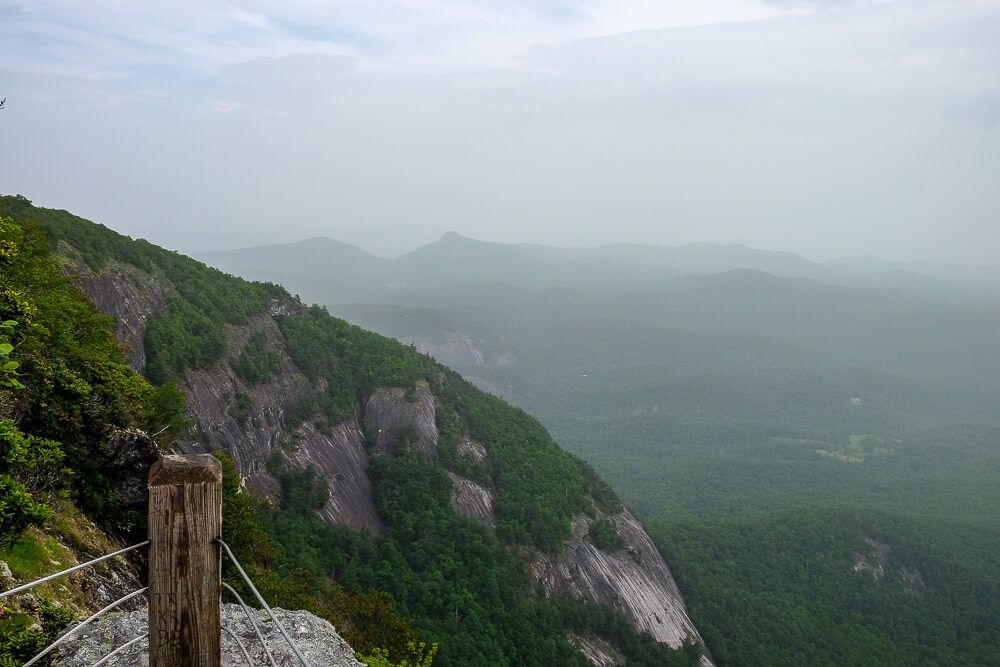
589 518 624 553
232 330 283 384
359 642 438 667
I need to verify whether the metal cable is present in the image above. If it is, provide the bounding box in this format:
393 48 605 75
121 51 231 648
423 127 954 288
23 587 149 667
1 541 150 599
223 582 278 667
223 627 254 666
218 539 310 666
91 634 147 667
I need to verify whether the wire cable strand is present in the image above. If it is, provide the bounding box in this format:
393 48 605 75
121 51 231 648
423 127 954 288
223 582 278 667
1 541 150 599
91 634 147 667
218 539 310 666
23 587 149 667
223 626 254 666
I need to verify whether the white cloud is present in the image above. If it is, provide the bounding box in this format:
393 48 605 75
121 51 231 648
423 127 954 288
2 0 796 79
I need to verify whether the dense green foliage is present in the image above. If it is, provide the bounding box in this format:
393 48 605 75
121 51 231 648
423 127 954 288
0 420 62 547
146 297 227 383
275 302 617 552
231 330 283 384
429 374 583 551
588 518 624 553
212 451 437 666
655 506 1000 666
0 207 187 663
322 263 1000 665
260 450 694 667
270 312 682 661
0 597 75 666
0 211 183 538
0 195 282 384
278 306 432 426
537 373 1000 665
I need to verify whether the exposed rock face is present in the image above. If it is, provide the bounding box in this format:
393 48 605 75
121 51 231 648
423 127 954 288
178 316 385 535
408 331 487 368
457 436 488 462
447 472 496 528
52 604 364 666
567 633 625 667
269 297 305 317
853 537 889 582
85 427 159 506
283 418 383 536
69 259 171 374
74 553 145 612
181 314 314 477
72 267 384 533
533 510 704 650
853 537 926 596
363 384 438 456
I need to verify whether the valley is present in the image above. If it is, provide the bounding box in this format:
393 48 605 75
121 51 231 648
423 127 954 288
204 231 1000 665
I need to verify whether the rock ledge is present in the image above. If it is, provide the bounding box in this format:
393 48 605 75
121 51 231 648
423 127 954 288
53 604 364 666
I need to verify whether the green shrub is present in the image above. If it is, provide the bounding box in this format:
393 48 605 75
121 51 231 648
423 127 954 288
589 518 624 553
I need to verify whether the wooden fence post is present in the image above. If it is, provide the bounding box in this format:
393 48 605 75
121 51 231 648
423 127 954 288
148 454 223 667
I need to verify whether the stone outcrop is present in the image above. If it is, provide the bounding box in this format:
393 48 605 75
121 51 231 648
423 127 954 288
68 257 171 374
532 510 704 650
52 604 364 666
282 418 383 535
408 331 487 369
175 316 386 535
457 436 488 462
363 383 438 456
180 314 315 477
567 633 625 667
853 536 926 596
447 472 496 528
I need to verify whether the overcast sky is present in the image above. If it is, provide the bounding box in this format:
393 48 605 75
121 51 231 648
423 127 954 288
1 0 998 262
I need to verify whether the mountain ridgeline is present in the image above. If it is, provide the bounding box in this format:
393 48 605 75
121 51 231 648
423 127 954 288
0 195 707 666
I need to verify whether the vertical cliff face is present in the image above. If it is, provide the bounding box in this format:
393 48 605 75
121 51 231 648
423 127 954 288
180 313 312 474
281 416 384 535
71 262 711 664
447 472 497 528
363 385 439 456
532 511 704 649
172 310 387 536
65 257 171 374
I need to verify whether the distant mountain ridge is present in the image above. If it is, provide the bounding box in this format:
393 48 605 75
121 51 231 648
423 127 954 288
201 233 998 303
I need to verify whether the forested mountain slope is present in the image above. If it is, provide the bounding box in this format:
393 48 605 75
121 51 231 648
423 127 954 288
238 235 1000 665
0 195 707 667
337 290 1000 666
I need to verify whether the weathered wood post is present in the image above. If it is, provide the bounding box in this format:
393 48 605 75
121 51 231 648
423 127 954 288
148 454 223 667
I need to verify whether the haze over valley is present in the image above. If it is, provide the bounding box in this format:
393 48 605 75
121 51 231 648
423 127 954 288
202 230 1000 664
